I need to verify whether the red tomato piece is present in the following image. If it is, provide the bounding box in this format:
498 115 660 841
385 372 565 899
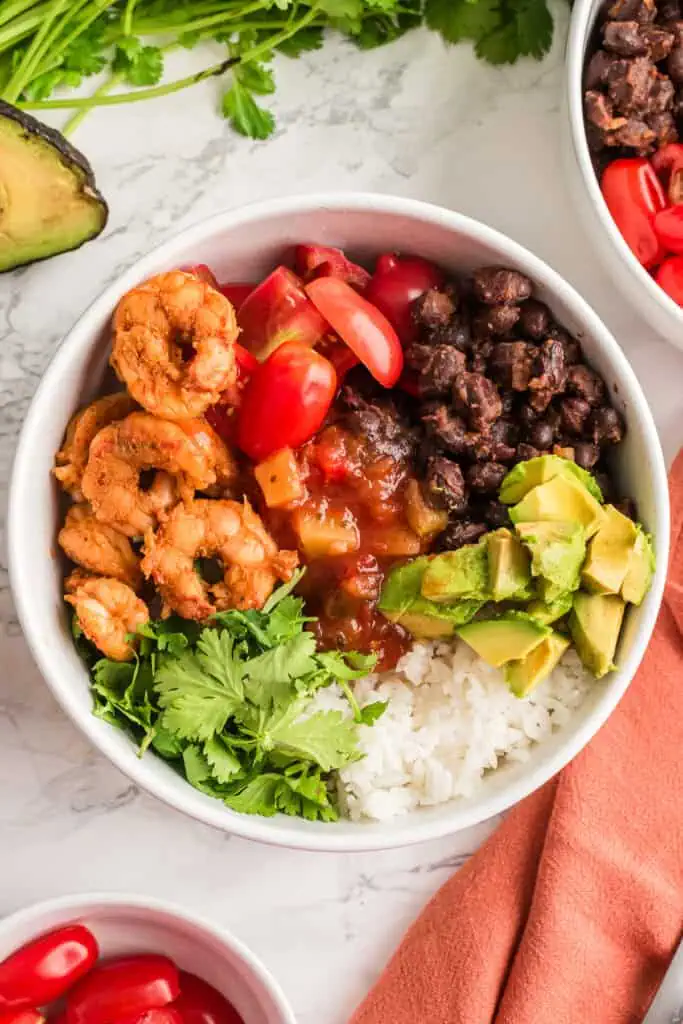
118 1008 184 1024
601 158 667 268
653 204 683 254
374 253 399 275
293 245 371 291
651 143 683 203
237 266 326 360
0 925 99 1011
66 956 179 1024
174 972 243 1024
236 341 337 461
0 1009 45 1024
218 283 254 308
364 253 445 343
182 265 219 288
305 277 404 388
315 337 360 382
234 344 259 378
654 255 683 305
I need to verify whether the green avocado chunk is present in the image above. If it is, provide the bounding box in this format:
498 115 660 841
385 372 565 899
582 504 638 595
621 528 656 606
505 631 571 697
515 520 585 603
421 540 489 604
526 592 574 625
379 557 482 638
0 101 108 272
509 474 606 539
500 455 603 505
486 528 532 602
568 591 626 678
456 612 550 668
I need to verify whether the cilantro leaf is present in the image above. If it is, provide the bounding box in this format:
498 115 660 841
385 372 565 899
358 700 388 726
236 61 275 96
243 632 318 708
221 80 275 140
114 38 164 87
277 27 325 57
204 736 243 783
261 701 360 771
156 630 244 740
426 0 502 46
222 775 281 816
316 649 376 681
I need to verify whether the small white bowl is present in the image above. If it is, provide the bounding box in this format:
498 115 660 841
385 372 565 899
0 894 295 1024
565 0 683 348
8 193 670 852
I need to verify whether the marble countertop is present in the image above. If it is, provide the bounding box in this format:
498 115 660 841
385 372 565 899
2 8 683 1022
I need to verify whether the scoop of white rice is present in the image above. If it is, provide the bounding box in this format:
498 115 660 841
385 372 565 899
310 639 593 822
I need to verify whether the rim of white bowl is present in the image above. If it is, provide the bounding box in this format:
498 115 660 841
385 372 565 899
566 0 683 330
8 192 670 852
0 892 296 1024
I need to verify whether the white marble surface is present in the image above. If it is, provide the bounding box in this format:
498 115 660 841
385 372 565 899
2 8 683 1023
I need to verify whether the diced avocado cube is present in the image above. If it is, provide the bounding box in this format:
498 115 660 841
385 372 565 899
581 504 638 595
456 612 550 668
621 528 656 606
486 528 532 602
569 591 626 678
500 454 603 505
526 592 574 625
515 520 585 603
421 540 489 603
379 558 482 638
505 631 571 697
509 474 605 539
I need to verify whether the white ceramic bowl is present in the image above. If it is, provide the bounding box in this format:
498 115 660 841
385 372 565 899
565 0 683 348
8 193 670 852
0 893 295 1024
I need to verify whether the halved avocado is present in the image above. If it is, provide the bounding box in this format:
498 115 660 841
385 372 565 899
0 102 108 271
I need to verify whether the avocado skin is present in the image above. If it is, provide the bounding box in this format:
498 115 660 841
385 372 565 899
0 101 108 272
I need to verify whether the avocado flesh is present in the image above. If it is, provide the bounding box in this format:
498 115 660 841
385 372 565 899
421 540 489 603
509 474 605 539
378 557 482 638
582 504 638 595
505 632 570 697
0 102 107 271
456 613 549 668
621 529 655 606
486 528 532 601
515 520 585 603
526 592 574 625
569 592 625 678
500 455 603 505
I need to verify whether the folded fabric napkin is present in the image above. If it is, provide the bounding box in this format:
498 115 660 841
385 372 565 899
351 453 683 1024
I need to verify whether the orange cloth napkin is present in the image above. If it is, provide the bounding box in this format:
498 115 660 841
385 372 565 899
351 453 683 1024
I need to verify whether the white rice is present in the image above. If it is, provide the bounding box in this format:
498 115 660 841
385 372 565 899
310 639 593 821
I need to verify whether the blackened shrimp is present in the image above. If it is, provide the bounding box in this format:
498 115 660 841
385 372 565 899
141 498 299 619
111 271 239 420
81 411 217 538
58 503 142 589
65 571 149 661
54 393 136 499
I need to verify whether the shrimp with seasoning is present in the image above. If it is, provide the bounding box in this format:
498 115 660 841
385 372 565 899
81 411 218 538
54 393 136 499
177 417 239 497
141 498 299 620
65 571 149 661
58 504 142 589
111 271 238 420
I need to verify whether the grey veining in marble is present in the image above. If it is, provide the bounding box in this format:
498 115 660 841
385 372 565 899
2 7 683 1023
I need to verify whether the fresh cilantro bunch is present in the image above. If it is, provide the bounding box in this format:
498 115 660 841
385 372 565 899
84 572 386 821
0 0 559 141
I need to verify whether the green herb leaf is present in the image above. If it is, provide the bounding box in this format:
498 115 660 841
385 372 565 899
236 61 275 96
221 79 275 140
243 632 318 708
204 735 243 783
277 27 325 57
261 701 360 771
358 700 388 726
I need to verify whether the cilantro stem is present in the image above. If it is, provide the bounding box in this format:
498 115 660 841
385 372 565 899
30 0 118 80
337 679 362 724
3 0 70 102
0 0 42 31
0 8 48 53
132 0 268 37
62 71 122 135
122 0 137 38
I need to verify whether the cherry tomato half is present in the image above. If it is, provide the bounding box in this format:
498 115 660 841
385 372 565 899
305 277 403 388
237 266 326 360
0 925 99 1011
651 143 683 203
365 253 445 343
65 956 179 1024
118 1008 183 1024
654 255 683 305
236 341 337 461
174 972 243 1024
601 158 667 268
0 1009 45 1024
653 204 683 254
293 245 370 291
218 283 254 308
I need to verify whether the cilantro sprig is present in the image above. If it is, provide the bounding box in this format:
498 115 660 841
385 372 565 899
85 572 385 822
0 0 559 140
